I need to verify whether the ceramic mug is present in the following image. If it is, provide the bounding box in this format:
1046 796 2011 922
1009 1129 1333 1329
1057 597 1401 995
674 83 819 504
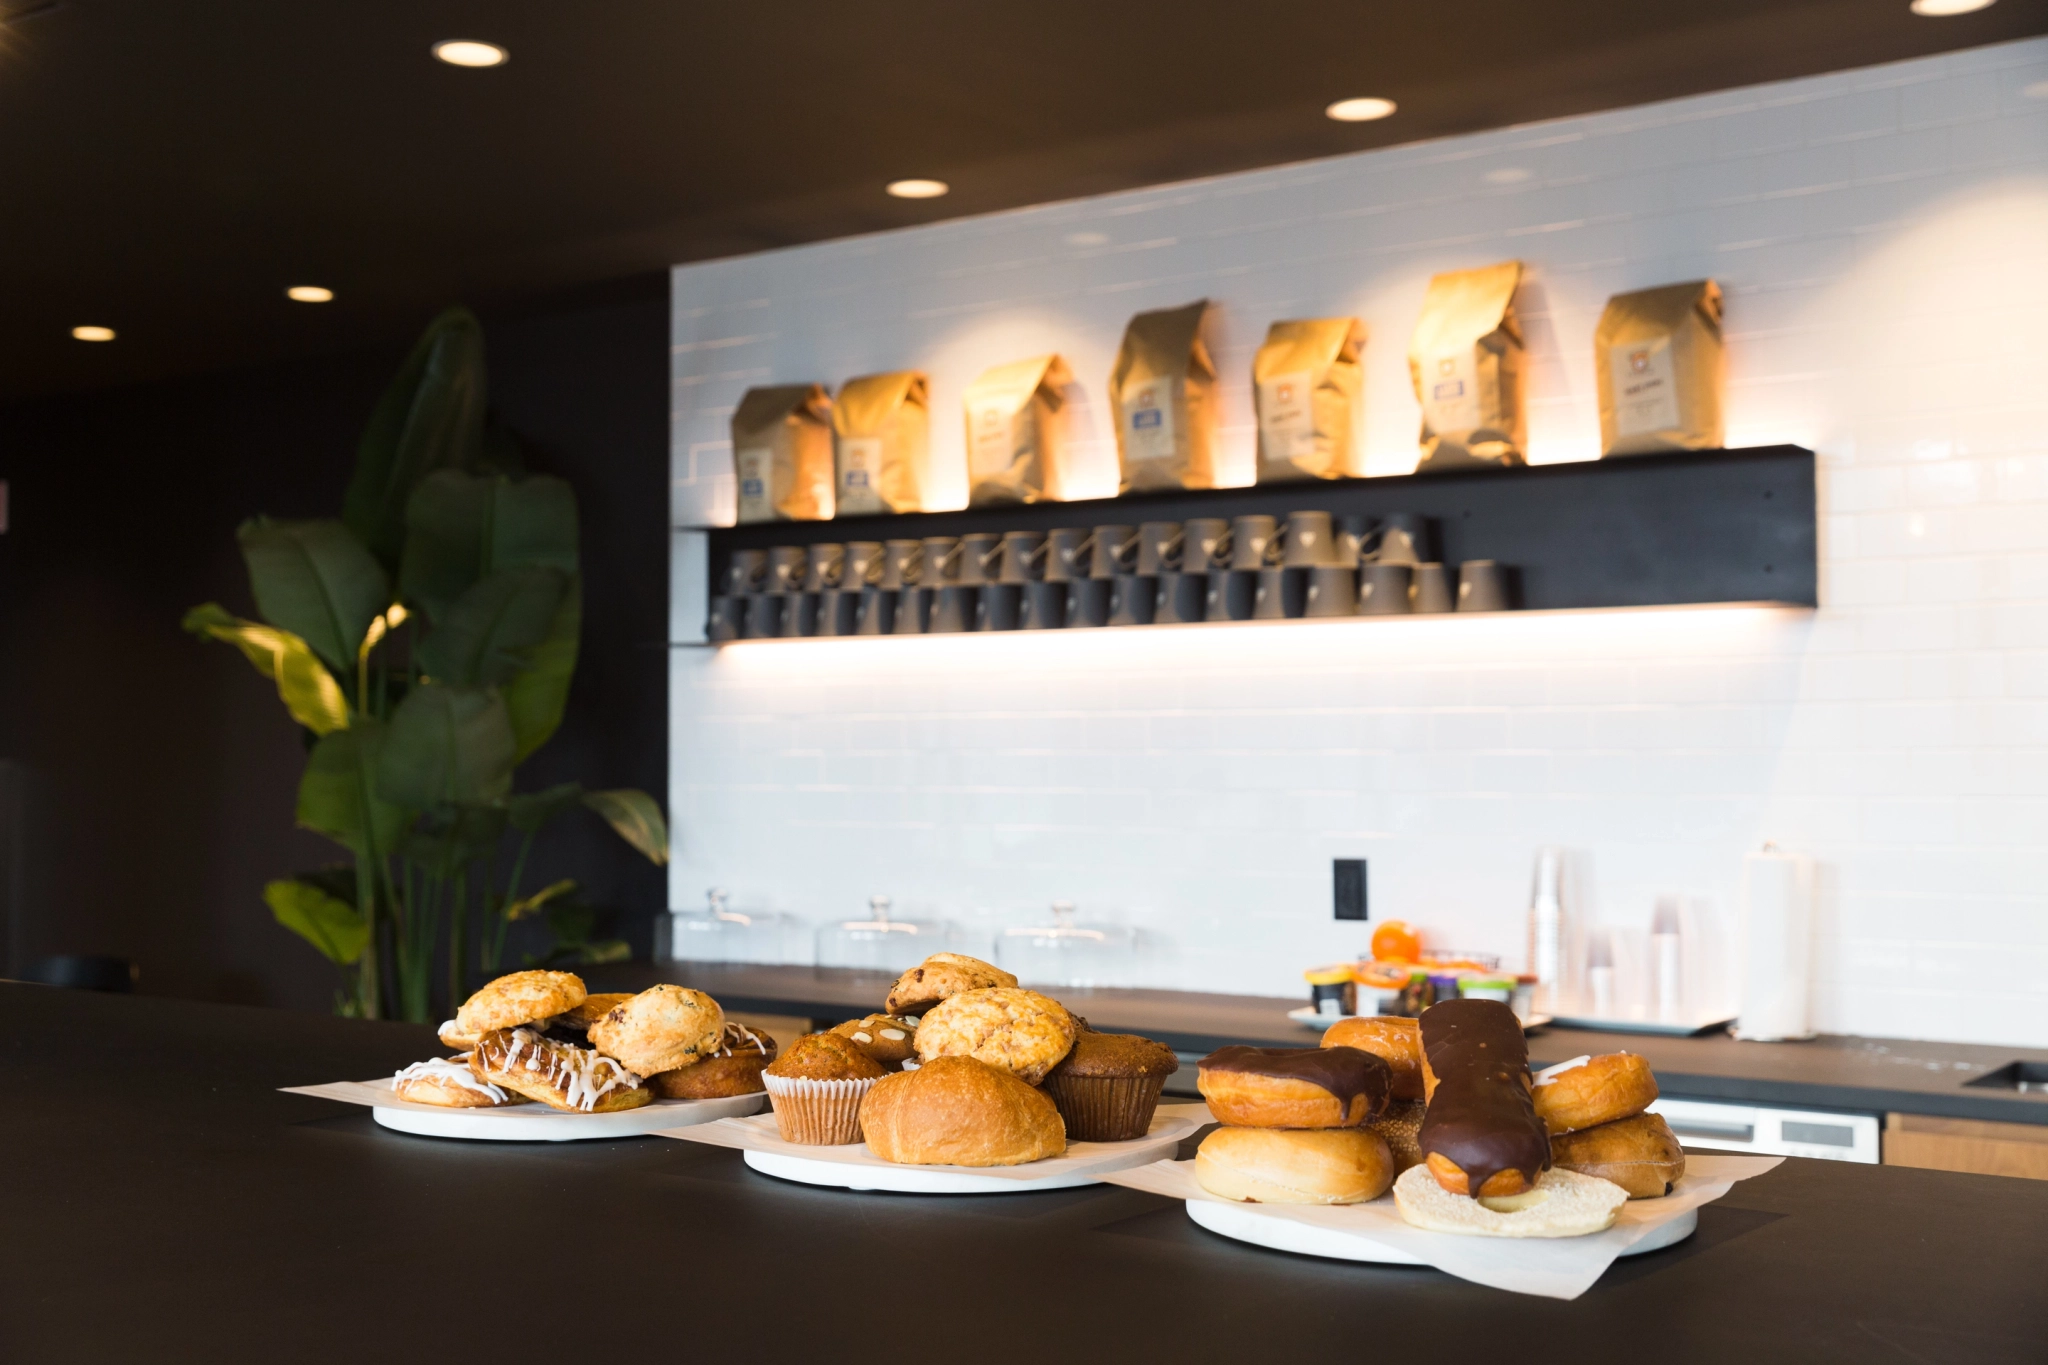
930 584 981 633
725 548 768 595
1182 518 1231 574
958 533 1004 586
1411 562 1455 614
1458 560 1513 612
1135 521 1184 576
1089 524 1138 579
893 586 933 635
707 595 742 643
745 593 785 639
844 541 886 588
1207 568 1258 622
855 586 897 636
1021 580 1067 630
982 583 1023 631
1359 562 1413 616
1045 528 1092 583
1156 571 1208 625
1302 565 1357 617
998 531 1046 585
804 542 846 592
765 545 808 594
879 540 923 590
1065 577 1112 628
919 536 963 588
815 588 859 637
1107 574 1157 626
1279 510 1337 568
1229 515 1279 571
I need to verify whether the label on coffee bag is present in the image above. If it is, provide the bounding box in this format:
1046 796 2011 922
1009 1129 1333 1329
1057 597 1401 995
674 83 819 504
1121 375 1178 466
1257 369 1316 463
734 447 772 519
968 399 1021 480
1423 351 1481 436
1609 337 1680 439
836 436 885 515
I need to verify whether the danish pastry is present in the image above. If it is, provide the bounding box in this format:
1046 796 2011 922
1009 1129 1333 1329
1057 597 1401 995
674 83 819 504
649 1022 778 1099
913 987 1078 1085
586 984 724 1078
884 953 1017 1016
1320 1015 1425 1101
453 970 587 1037
831 1014 919 1068
391 1055 528 1108
1531 1052 1659 1135
468 1028 648 1113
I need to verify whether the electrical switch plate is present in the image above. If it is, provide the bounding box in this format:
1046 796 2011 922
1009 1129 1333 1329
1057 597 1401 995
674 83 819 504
1333 859 1366 920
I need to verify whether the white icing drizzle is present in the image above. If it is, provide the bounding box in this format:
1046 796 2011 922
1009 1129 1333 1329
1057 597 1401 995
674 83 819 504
436 1019 463 1042
479 1027 642 1111
712 1021 771 1059
393 1055 509 1103
1533 1055 1593 1087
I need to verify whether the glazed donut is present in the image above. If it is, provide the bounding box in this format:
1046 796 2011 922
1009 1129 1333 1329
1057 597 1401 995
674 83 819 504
1369 1099 1427 1173
1417 999 1550 1198
1549 1112 1687 1198
1194 1126 1395 1205
648 1021 778 1099
391 1055 528 1108
469 1028 649 1113
1530 1053 1659 1135
1196 1046 1390 1129
1320 1016 1424 1101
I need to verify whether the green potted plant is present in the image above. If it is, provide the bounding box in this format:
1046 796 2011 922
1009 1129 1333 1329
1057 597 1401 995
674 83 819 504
186 307 665 1021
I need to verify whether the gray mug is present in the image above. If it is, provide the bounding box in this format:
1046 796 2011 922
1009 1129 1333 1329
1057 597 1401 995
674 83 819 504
1359 562 1413 616
1135 521 1183 576
804 542 846 592
1279 510 1337 568
1157 571 1207 625
707 595 743 643
1411 562 1454 614
1021 580 1067 630
855 586 897 636
765 545 808 594
784 592 816 637
1230 515 1279 570
998 531 1046 585
1458 560 1513 612
845 541 886 588
879 539 923 590
1090 524 1137 579
1208 568 1258 622
919 536 963 587
1303 565 1357 617
930 584 979 633
1066 577 1112 628
1107 574 1156 626
1183 518 1231 573
893 586 932 634
958 533 1004 586
726 548 768 595
745 593 785 639
982 583 1023 631
1045 528 1091 582
815 588 859 637
1336 516 1373 568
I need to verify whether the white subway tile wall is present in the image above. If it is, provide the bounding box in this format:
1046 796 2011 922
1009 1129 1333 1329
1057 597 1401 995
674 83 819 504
671 39 2048 1047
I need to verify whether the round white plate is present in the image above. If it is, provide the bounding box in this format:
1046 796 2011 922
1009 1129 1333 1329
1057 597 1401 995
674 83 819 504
372 1091 765 1142
740 1120 1196 1194
1186 1198 1696 1264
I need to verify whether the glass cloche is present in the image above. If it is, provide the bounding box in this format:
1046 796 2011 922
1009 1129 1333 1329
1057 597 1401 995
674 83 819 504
814 895 960 972
996 901 1137 988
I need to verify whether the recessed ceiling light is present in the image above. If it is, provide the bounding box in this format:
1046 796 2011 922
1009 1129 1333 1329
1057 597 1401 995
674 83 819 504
286 285 334 303
886 178 949 199
1325 97 1397 122
71 325 115 342
1909 0 1993 13
1484 167 1533 185
432 40 508 67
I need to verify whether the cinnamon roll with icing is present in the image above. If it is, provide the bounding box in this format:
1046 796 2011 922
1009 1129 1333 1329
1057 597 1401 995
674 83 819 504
468 1028 649 1113
392 1055 529 1108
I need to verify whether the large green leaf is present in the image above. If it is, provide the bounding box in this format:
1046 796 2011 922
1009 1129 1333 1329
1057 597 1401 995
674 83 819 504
505 781 584 834
264 877 370 965
504 878 577 923
502 574 581 762
398 471 578 624
343 307 488 573
237 518 389 677
297 721 408 857
402 804 508 879
378 684 516 808
582 788 669 866
183 603 350 735
417 566 567 687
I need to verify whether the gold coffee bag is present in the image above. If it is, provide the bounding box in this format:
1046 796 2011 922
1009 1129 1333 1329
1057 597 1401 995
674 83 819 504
965 354 1076 506
1596 280 1725 456
731 384 835 523
1408 261 1526 469
1111 300 1220 493
1254 318 1366 482
832 371 932 516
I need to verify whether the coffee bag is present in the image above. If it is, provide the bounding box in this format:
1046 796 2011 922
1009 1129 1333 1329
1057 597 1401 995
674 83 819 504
832 371 933 516
1408 261 1526 469
1111 300 1220 493
730 383 835 523
1596 280 1725 456
1254 317 1366 482
964 354 1076 506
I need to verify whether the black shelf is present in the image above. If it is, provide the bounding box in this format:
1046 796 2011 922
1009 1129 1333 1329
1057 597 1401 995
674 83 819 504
701 445 1816 613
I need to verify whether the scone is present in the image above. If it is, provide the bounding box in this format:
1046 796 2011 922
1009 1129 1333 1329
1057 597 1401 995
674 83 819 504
830 1014 918 1068
391 1055 528 1108
586 984 724 1077
468 1028 648 1113
649 1022 778 1099
762 1033 888 1144
914 987 1079 1085
551 992 633 1032
452 970 587 1038
860 1056 1066 1167
884 953 1018 1016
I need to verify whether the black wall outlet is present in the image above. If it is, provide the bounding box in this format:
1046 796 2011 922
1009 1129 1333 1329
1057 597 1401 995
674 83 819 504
1333 859 1367 920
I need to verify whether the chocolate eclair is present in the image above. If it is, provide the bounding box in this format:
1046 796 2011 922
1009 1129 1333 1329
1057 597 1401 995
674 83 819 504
1416 999 1550 1198
1196 1045 1391 1129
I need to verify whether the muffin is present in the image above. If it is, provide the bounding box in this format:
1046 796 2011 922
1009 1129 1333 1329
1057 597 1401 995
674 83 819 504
913 987 1078 1085
1041 1031 1178 1141
860 1056 1066 1167
762 1032 888 1144
648 1021 778 1099
830 1014 918 1069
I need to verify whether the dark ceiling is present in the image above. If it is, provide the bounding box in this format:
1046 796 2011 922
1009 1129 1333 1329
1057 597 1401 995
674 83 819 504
2 0 2040 402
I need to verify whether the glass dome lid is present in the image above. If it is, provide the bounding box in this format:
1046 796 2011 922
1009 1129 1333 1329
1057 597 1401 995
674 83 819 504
996 901 1137 987
815 895 957 971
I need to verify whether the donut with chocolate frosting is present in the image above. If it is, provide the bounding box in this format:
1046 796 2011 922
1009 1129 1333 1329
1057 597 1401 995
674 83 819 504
1416 999 1549 1197
1196 1046 1391 1129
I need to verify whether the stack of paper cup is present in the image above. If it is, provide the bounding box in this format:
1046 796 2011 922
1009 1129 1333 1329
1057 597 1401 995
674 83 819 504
1733 846 1814 1042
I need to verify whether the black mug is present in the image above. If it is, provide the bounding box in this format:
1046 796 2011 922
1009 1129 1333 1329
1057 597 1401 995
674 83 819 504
726 548 768 595
855 586 897 636
1021 580 1067 630
893 586 932 634
1359 563 1413 616
1107 574 1156 626
765 546 808 594
1065 577 1112 628
920 536 963 588
1208 569 1258 622
1157 571 1207 625
879 540 923 590
1411 562 1455 614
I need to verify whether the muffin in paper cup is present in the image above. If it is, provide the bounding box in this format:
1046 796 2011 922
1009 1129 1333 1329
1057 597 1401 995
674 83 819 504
762 1073 877 1145
1043 1072 1168 1142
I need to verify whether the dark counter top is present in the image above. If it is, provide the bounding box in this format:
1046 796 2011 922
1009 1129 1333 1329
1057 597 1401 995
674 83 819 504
5 983 2046 1364
589 962 2048 1126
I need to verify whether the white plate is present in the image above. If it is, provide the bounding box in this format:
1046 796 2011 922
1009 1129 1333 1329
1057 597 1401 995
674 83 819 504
1288 1007 1554 1030
1186 1198 1697 1264
282 1078 766 1142
703 1108 1207 1194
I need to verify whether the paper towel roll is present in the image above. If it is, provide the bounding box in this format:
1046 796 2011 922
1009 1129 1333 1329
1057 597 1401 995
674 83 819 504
1734 848 1813 1042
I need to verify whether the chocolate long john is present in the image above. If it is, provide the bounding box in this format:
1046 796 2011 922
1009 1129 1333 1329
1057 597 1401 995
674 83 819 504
1417 999 1550 1194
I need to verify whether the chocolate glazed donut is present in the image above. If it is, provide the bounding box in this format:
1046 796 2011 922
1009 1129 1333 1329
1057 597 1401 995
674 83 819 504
1417 999 1550 1197
1198 1046 1391 1128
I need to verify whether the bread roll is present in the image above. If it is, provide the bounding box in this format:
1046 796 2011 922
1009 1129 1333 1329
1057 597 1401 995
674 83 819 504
859 1056 1066 1166
1194 1127 1394 1205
